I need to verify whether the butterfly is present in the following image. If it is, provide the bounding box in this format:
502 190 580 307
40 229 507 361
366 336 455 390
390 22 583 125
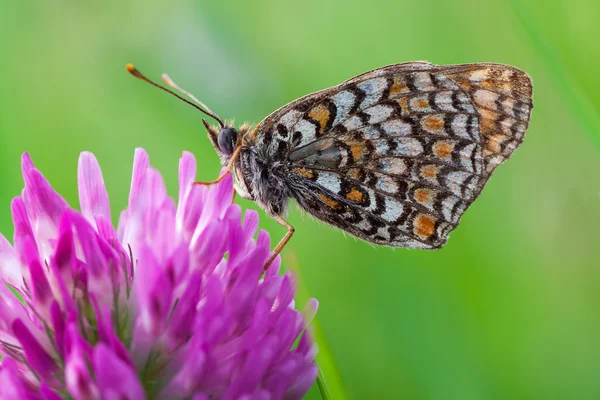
127 62 533 267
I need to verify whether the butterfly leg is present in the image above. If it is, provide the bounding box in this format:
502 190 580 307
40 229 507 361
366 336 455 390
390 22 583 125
264 215 295 270
193 146 242 186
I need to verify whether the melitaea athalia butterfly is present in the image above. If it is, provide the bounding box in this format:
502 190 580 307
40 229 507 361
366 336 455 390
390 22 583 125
127 62 533 267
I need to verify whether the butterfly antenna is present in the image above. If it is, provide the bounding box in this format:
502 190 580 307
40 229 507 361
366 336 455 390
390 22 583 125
126 64 225 128
161 73 225 129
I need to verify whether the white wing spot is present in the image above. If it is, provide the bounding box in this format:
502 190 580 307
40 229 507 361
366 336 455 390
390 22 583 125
434 91 457 112
444 170 470 197
450 114 470 139
458 143 477 172
469 69 490 82
380 158 407 175
280 110 303 129
441 196 459 222
364 105 393 124
433 75 459 90
357 78 387 109
295 119 317 147
376 175 399 194
375 226 391 241
391 138 424 157
412 72 436 91
473 90 499 110
455 92 475 113
331 90 356 126
316 171 342 194
365 188 379 212
381 119 412 137
355 218 372 232
343 115 364 131
381 197 404 222
501 97 516 117
374 140 390 155
360 125 382 139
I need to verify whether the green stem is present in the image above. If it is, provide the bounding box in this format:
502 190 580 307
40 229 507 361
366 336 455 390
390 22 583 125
290 258 350 400
317 365 332 400
311 315 349 400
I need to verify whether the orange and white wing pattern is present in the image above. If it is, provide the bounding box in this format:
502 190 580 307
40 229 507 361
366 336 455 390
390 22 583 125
248 62 533 248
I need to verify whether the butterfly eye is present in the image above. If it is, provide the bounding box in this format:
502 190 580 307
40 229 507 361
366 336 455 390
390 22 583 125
217 127 238 155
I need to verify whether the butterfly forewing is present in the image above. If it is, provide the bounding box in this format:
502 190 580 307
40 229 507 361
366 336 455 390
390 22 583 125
249 62 532 248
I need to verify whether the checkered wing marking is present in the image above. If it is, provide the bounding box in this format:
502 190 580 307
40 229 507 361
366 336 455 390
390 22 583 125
251 62 533 248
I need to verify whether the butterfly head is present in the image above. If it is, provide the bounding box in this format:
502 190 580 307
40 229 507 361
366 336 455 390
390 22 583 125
217 127 238 155
203 120 252 161
203 120 235 156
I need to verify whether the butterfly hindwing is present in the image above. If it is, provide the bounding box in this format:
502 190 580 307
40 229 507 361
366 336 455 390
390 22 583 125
249 62 533 248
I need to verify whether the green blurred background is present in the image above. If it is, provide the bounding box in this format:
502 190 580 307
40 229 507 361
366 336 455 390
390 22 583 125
1 1 599 399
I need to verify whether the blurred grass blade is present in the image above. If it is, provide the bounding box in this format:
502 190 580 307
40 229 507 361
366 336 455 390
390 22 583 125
312 313 348 400
317 364 332 400
290 253 349 400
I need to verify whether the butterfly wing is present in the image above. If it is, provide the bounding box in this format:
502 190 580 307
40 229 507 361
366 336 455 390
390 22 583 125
250 62 533 248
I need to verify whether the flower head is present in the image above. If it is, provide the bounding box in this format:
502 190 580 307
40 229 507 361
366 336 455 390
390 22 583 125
0 149 318 399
